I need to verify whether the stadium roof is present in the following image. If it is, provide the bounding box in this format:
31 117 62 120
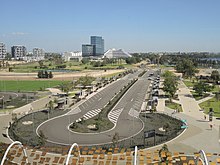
103 48 132 58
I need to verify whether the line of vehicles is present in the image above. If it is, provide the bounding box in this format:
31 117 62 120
147 72 160 111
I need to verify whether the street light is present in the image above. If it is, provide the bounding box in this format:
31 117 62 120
0 96 4 109
31 108 35 133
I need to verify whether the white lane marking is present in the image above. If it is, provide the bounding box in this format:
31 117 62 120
75 109 102 121
66 107 81 115
108 108 123 124
128 108 139 118
98 98 102 101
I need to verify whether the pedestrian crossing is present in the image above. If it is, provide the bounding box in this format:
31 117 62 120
108 108 123 124
83 109 101 120
128 108 139 118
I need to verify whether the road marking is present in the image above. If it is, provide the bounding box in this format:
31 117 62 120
128 108 139 118
66 107 81 115
98 98 102 101
108 108 123 124
75 109 102 121
131 98 133 101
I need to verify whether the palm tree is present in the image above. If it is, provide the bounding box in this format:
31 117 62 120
112 132 120 147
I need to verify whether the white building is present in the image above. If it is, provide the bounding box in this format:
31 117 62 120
0 43 6 59
103 48 132 59
33 48 45 61
63 51 82 61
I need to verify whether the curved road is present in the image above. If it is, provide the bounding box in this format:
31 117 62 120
37 70 156 145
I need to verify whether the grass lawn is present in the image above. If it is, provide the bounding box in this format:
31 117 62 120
165 100 183 112
183 80 194 88
191 91 210 101
199 97 220 117
0 80 68 92
212 85 220 93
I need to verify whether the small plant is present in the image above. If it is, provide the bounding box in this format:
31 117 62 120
38 130 47 146
159 144 170 162
70 122 78 129
112 132 119 147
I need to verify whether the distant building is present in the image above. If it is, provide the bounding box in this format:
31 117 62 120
63 51 82 61
91 36 104 56
11 45 27 60
82 36 104 57
82 44 95 57
33 48 45 61
0 43 6 59
103 48 132 58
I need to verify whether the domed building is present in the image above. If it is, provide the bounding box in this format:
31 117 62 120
103 48 132 58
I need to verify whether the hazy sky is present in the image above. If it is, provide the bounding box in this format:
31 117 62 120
1 0 220 53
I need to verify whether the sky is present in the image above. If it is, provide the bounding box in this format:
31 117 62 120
1 0 220 53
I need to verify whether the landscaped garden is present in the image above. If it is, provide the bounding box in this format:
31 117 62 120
199 96 220 117
165 101 183 112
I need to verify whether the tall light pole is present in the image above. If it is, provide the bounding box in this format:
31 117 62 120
31 108 34 133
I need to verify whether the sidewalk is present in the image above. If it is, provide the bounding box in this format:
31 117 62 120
155 80 220 153
0 114 12 143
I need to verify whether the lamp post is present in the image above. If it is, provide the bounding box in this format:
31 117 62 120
31 108 34 133
1 96 4 109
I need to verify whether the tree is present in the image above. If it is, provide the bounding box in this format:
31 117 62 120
38 60 44 68
162 71 178 100
38 130 47 146
46 100 54 113
112 132 119 147
61 82 72 94
211 70 220 83
77 76 95 88
175 58 198 79
193 81 212 96
215 92 220 101
48 71 53 78
81 58 90 64
37 71 43 78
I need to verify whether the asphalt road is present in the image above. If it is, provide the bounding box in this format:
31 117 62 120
37 69 157 145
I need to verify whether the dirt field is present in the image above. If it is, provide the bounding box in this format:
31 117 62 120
0 69 125 80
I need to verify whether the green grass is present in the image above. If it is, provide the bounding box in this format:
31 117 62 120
9 60 136 73
191 91 210 101
0 80 68 92
199 97 220 117
212 85 220 93
183 80 194 88
165 101 183 112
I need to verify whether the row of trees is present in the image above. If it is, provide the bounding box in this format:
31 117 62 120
37 70 53 78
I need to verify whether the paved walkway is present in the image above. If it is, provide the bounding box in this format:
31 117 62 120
155 80 220 154
0 114 12 143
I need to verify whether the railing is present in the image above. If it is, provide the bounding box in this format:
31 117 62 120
1 141 28 165
65 143 80 165
199 150 209 165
